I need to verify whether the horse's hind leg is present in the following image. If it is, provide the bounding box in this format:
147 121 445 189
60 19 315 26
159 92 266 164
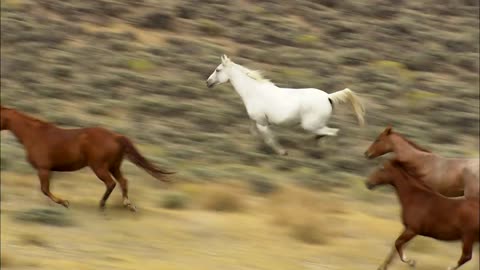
448 235 474 270
92 166 116 210
111 167 136 212
308 127 339 147
38 169 69 208
314 126 339 137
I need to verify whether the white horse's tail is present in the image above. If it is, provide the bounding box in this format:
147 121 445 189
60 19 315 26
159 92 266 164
328 88 366 126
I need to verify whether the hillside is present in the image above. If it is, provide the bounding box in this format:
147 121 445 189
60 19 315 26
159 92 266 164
1 0 479 182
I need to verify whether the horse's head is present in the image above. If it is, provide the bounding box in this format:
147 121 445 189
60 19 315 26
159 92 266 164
365 160 396 190
0 105 11 131
364 126 394 159
206 54 232 88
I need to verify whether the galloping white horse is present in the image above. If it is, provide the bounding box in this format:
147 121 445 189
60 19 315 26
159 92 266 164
206 55 366 155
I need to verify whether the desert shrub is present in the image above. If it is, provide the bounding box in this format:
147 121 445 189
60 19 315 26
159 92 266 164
127 59 155 72
197 19 224 36
270 186 342 244
50 66 72 79
20 233 49 247
295 34 319 48
337 49 375 66
430 130 458 144
326 22 357 40
109 40 131 52
248 177 279 195
160 191 190 209
365 0 399 18
97 0 129 18
443 35 477 53
176 2 197 19
453 53 479 73
166 37 202 55
202 184 246 212
137 12 175 30
290 221 329 245
15 208 73 227
231 23 264 45
134 95 188 117
404 48 448 72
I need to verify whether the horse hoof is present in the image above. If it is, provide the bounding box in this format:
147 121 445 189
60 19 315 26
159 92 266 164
377 264 387 270
62 200 70 208
126 204 137 212
408 260 416 268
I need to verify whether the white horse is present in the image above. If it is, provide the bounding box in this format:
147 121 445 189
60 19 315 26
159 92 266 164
206 55 366 155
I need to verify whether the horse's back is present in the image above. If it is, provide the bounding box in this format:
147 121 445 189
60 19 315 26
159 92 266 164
54 126 121 156
81 127 122 148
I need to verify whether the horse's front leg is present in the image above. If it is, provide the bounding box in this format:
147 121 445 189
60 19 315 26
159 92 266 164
250 121 260 137
38 169 70 208
447 234 474 270
378 228 417 270
255 122 287 156
395 228 417 267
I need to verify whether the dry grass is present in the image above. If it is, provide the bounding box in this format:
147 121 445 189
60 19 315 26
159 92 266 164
200 183 247 212
269 186 345 244
1 171 478 270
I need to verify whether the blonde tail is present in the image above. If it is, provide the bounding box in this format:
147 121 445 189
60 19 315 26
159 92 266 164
328 88 366 126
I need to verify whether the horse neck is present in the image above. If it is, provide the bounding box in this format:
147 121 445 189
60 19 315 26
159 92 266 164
391 171 428 210
7 113 48 146
390 134 431 172
228 65 266 101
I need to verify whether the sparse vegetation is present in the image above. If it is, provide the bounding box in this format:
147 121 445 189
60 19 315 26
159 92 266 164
160 191 191 209
201 184 246 212
248 177 279 195
15 208 73 227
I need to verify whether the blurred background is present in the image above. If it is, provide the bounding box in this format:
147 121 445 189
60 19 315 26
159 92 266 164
1 0 479 269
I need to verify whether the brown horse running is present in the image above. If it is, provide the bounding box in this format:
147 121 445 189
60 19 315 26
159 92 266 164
0 106 173 211
364 126 479 198
366 160 479 270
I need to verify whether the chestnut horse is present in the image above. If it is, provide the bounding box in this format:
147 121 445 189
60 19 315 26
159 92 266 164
0 106 173 211
366 160 479 270
364 126 479 198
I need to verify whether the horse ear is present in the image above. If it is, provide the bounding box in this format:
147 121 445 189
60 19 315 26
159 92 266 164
221 54 230 64
385 126 392 135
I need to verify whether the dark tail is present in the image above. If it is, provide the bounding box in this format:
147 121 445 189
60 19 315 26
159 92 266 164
117 136 174 181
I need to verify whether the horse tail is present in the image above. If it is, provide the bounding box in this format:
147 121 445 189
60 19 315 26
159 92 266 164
328 88 366 126
117 136 174 182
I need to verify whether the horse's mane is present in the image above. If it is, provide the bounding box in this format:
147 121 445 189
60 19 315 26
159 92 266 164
10 107 50 126
234 63 272 84
393 132 431 153
390 160 438 194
